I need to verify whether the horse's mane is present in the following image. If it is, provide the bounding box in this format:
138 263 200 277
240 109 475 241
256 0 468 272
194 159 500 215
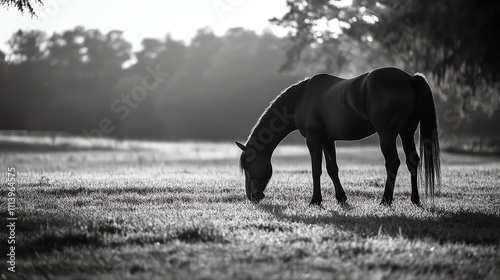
247 78 309 144
239 78 309 170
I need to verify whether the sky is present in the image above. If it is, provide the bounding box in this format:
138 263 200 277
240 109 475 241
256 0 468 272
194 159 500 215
0 0 289 52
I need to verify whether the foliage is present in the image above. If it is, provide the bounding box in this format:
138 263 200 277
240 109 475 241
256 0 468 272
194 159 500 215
0 0 42 15
271 0 500 113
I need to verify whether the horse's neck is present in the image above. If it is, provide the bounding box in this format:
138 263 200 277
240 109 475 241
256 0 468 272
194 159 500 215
248 116 296 156
246 114 297 158
246 86 304 158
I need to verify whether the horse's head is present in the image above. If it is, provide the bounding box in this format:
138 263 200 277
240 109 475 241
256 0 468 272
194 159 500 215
236 141 272 203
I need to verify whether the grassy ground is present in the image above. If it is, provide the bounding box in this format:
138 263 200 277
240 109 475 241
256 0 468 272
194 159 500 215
0 137 499 280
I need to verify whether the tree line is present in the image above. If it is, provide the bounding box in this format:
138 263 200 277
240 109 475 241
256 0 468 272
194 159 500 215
0 27 309 140
0 25 498 143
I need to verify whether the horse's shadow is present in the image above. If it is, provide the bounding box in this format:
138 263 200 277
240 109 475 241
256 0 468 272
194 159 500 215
257 203 500 245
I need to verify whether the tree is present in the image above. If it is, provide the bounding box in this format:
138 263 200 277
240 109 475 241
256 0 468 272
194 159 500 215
1 0 43 15
2 30 49 130
187 27 223 79
0 50 9 129
7 29 47 62
272 0 500 114
134 38 164 69
155 35 186 75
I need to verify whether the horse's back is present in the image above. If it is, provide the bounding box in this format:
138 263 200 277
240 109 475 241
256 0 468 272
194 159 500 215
364 67 418 134
365 67 414 96
298 73 376 140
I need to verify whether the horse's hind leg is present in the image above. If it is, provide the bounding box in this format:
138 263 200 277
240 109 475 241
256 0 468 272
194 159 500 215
400 131 420 205
379 133 400 205
323 141 347 204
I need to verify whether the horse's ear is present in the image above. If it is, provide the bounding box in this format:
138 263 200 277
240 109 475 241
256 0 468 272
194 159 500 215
235 141 246 151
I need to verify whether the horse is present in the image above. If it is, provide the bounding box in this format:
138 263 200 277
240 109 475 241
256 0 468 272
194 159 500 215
236 67 441 206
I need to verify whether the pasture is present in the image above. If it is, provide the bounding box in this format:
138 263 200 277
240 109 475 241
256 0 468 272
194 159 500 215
0 136 499 279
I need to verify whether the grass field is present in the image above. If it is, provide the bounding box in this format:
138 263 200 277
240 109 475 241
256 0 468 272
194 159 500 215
0 136 499 280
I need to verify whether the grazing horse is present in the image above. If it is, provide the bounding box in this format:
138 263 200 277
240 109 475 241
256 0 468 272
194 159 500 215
236 67 440 206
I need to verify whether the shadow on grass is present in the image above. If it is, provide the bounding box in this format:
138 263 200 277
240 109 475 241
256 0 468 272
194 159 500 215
20 231 103 256
0 210 231 257
0 211 101 257
258 204 500 245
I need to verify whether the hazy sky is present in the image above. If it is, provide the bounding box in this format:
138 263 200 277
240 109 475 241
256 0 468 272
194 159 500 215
0 0 289 52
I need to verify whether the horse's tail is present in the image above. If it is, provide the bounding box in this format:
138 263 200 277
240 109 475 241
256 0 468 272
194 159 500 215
412 73 441 203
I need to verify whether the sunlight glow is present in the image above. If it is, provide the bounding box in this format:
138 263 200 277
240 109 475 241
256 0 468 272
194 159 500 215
362 14 379 24
330 0 353 8
312 17 343 37
0 0 288 52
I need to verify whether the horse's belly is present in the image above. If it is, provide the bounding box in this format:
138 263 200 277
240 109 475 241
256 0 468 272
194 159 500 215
323 111 376 141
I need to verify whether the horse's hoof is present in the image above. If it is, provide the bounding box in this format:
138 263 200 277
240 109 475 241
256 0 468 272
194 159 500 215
412 201 422 207
309 200 322 206
411 197 421 207
339 202 351 210
336 196 348 204
380 198 392 206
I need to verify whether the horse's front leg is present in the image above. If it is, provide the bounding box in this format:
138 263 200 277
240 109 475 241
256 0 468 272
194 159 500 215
323 141 347 204
306 132 324 206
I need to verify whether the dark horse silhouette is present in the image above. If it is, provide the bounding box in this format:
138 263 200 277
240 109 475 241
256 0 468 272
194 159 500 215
236 67 440 206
